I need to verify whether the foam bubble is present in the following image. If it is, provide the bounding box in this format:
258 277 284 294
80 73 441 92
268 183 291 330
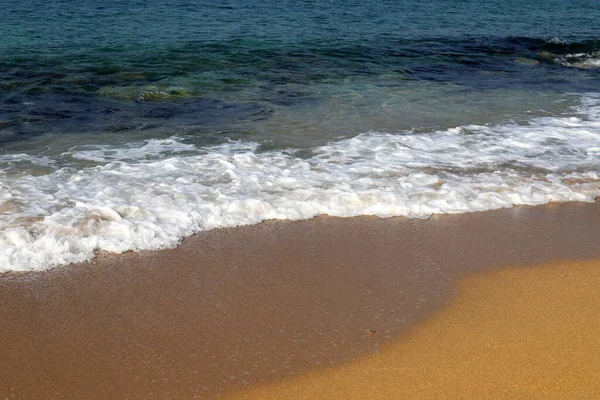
1 96 600 272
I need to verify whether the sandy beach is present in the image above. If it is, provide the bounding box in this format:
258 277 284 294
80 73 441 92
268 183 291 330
232 259 600 399
2 201 600 399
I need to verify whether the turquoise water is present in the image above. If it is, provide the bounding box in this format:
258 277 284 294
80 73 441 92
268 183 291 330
1 0 600 271
2 0 599 148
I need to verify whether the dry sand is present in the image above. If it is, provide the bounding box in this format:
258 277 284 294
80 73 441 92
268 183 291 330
231 259 600 399
1 202 600 399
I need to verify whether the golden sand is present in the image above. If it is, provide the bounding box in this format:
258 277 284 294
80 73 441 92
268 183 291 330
231 260 600 399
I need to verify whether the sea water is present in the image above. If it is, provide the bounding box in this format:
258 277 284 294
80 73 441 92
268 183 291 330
1 0 599 271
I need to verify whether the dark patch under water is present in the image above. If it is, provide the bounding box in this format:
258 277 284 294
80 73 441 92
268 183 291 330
0 93 271 144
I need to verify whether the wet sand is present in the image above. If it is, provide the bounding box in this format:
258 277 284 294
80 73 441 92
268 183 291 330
231 259 600 399
1 202 600 399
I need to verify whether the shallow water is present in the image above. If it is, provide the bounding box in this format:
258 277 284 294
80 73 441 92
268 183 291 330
1 0 600 271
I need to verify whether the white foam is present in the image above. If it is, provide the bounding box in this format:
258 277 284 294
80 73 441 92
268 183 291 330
555 52 600 68
0 153 56 167
547 37 570 45
1 96 600 272
67 137 198 162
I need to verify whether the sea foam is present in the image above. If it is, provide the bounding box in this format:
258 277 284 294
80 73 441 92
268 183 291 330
1 96 599 272
555 51 600 69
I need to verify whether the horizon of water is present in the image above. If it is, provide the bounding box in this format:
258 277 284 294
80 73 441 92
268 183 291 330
1 0 600 272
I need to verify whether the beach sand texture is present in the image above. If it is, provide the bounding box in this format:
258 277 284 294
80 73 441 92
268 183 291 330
232 259 600 399
1 202 600 399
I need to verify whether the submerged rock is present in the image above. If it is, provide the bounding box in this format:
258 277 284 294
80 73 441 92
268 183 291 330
515 57 540 66
538 51 554 61
98 85 195 101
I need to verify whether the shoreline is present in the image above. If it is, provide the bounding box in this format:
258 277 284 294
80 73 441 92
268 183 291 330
2 201 600 398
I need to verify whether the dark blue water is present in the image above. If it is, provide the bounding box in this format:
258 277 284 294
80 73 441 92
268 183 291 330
3 0 599 49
